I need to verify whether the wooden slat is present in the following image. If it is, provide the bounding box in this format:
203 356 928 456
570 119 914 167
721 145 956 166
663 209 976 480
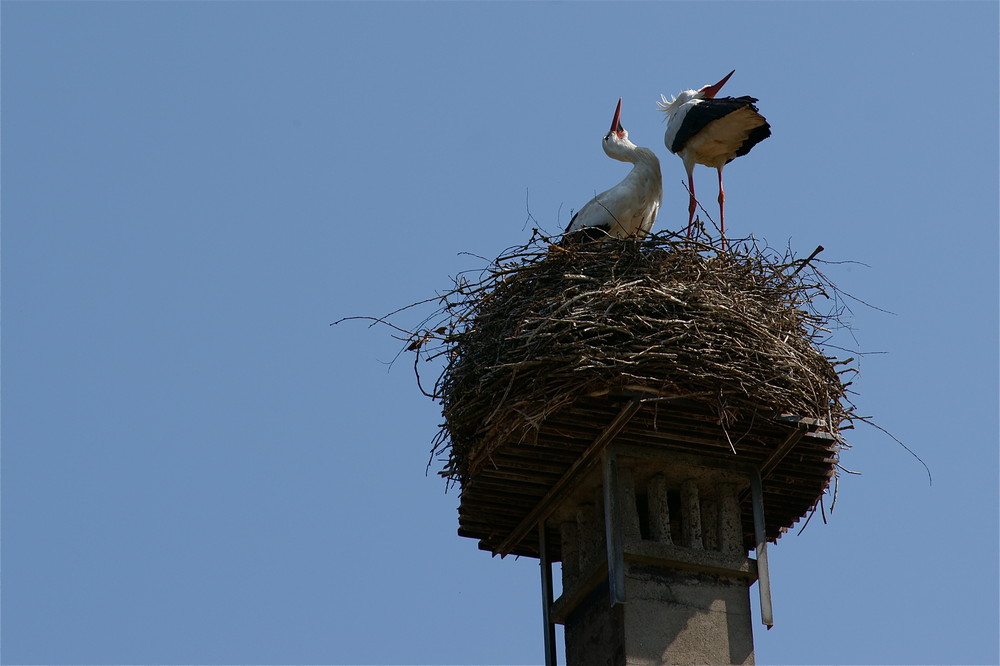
493 399 643 557
457 393 839 558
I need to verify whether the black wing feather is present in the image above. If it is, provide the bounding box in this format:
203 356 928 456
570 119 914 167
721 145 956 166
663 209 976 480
732 121 772 161
670 96 768 154
560 218 611 245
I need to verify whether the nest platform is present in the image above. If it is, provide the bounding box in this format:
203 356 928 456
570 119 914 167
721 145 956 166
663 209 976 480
411 233 854 559
457 389 839 558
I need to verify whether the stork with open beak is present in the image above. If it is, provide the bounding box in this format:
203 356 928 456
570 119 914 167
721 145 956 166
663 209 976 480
563 98 662 241
658 70 771 242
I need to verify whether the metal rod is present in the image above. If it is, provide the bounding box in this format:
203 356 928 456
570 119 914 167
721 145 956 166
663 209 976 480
749 467 774 628
603 448 626 606
538 521 558 666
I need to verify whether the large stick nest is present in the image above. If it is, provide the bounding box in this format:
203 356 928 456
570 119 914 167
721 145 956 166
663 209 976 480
402 232 856 486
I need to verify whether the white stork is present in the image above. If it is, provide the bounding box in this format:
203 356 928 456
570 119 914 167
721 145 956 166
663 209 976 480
563 98 662 241
658 70 770 241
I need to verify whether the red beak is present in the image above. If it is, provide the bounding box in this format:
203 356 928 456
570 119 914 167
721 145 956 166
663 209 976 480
700 69 735 99
609 98 623 135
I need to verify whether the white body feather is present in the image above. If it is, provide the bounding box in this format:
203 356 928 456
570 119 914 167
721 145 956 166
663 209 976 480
566 132 662 239
659 89 702 155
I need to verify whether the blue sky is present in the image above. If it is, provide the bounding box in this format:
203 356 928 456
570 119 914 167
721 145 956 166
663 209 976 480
2 2 997 664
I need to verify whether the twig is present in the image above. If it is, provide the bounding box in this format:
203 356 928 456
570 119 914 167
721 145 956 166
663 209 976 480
857 416 933 486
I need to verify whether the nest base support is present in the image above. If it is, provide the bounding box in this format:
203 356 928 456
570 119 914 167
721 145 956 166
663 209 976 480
538 522 557 666
543 445 777 665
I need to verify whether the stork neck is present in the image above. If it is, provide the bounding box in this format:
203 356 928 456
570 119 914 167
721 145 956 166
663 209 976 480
631 146 659 166
628 146 661 175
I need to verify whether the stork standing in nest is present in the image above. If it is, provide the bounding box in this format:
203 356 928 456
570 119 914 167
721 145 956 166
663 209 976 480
563 98 662 242
658 70 771 242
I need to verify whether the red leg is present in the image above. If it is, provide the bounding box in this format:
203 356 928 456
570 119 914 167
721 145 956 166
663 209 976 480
686 164 697 237
717 167 727 250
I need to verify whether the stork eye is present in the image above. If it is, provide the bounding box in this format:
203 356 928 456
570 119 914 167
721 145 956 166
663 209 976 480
603 133 611 141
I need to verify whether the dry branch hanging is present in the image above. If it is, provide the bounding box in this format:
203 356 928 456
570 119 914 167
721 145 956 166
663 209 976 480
405 232 856 486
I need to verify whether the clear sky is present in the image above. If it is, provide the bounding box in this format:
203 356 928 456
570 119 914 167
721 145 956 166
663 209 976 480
2 1 997 664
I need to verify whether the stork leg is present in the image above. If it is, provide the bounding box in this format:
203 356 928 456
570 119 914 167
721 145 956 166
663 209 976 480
717 167 727 250
685 163 697 237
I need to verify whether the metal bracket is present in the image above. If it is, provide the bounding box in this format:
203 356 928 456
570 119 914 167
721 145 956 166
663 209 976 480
602 447 626 606
538 521 558 666
749 466 774 628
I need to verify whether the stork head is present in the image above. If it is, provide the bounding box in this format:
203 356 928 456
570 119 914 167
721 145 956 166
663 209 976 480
698 69 735 99
605 98 626 140
602 98 636 160
658 69 736 120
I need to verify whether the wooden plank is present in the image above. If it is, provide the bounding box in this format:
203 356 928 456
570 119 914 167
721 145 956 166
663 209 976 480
493 399 643 557
759 426 808 479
